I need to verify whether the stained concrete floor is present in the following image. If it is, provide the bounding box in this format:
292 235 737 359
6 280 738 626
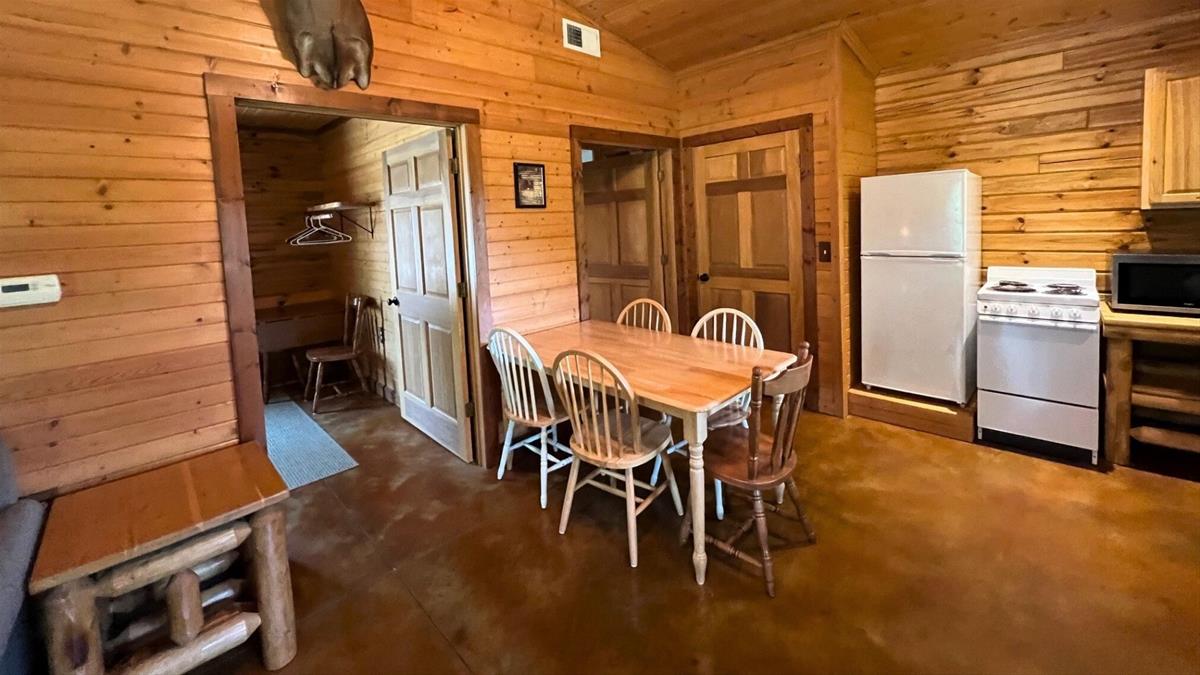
200 395 1200 675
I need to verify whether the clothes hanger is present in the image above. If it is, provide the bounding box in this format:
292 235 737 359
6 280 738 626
287 213 352 246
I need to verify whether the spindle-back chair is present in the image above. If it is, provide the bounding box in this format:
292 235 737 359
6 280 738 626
553 349 683 567
615 298 673 333
487 327 573 509
679 344 816 597
304 294 371 413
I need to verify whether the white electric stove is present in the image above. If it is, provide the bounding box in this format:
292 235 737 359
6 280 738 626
976 266 1101 464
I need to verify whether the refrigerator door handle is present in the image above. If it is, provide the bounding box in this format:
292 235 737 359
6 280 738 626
861 251 966 259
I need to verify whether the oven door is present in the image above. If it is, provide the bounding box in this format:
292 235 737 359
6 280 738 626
977 316 1099 407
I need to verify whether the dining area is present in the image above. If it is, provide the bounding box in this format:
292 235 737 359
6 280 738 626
487 299 814 596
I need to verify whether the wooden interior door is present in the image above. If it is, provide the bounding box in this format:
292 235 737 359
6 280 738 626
692 131 805 353
580 151 667 323
384 130 472 461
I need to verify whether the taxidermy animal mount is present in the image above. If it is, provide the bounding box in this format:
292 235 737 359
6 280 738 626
263 0 374 90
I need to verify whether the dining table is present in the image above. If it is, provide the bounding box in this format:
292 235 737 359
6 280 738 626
523 319 797 585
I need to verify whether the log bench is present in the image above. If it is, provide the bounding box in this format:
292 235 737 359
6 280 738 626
27 442 296 675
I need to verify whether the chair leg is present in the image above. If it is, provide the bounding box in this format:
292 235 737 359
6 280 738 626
785 478 816 543
311 362 326 414
260 352 270 404
660 451 683 516
678 504 693 546
497 420 515 480
303 361 315 401
714 479 726 520
539 427 549 509
558 457 581 535
751 490 775 598
775 483 786 505
649 454 663 487
351 357 370 394
625 468 638 568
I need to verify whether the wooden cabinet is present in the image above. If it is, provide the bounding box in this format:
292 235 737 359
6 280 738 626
1141 68 1200 209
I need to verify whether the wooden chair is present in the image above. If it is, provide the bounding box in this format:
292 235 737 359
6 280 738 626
553 349 683 567
487 327 573 509
615 298 672 333
679 344 815 597
651 307 765 520
304 294 370 413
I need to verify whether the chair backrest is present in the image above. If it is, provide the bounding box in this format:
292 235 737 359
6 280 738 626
487 327 557 426
747 344 814 480
691 308 763 348
345 294 370 353
616 298 672 333
553 349 644 462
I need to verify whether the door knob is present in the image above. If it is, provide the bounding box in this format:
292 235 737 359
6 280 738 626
387 297 399 306
698 272 711 283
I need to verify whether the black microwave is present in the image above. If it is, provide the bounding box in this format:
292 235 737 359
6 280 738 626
1111 254 1200 316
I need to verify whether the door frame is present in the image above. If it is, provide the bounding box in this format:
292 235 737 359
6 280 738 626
203 73 498 467
569 126 683 328
680 115 819 404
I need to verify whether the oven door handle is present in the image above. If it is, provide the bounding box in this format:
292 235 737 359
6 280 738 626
979 315 1099 331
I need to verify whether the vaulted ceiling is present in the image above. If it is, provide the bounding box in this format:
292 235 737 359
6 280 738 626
569 0 1195 71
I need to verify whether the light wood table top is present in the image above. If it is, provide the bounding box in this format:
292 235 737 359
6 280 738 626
1101 301 1200 344
523 320 797 415
30 441 288 594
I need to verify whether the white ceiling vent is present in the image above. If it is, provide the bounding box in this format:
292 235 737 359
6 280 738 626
562 18 601 57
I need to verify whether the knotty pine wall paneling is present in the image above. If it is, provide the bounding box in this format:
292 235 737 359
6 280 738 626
319 118 431 400
0 0 676 496
875 11 1200 292
677 25 877 416
238 129 333 306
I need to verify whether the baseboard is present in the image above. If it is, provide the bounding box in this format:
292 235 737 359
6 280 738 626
848 386 976 443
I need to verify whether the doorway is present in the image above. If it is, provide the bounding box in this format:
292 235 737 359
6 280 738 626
205 75 491 465
569 126 681 328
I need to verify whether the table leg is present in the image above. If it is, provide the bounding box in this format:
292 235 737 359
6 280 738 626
684 412 709 585
249 506 297 670
41 578 102 675
1106 337 1133 466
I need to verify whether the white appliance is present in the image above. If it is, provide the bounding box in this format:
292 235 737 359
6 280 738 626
860 169 981 404
0 275 61 308
976 266 1101 464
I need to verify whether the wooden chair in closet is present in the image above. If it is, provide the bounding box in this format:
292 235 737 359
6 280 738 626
679 344 816 597
487 327 574 509
651 307 765 520
615 298 672 333
554 350 683 568
304 294 370 413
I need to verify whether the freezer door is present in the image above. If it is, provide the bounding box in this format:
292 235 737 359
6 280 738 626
861 256 973 403
862 171 967 256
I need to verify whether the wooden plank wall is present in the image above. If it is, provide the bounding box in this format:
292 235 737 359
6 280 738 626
875 11 1200 292
0 0 675 496
320 119 431 399
238 129 333 306
677 27 872 416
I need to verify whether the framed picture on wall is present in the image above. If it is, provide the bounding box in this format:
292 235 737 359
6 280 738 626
513 162 547 208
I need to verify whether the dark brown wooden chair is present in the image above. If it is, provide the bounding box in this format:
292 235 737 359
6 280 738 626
304 294 371 413
679 343 815 597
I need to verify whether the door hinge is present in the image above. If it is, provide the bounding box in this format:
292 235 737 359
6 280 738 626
450 158 461 175
464 399 476 418
456 281 468 298
660 254 669 266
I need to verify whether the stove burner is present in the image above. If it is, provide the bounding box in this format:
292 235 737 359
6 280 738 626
1046 285 1084 295
988 284 1036 293
996 280 1030 288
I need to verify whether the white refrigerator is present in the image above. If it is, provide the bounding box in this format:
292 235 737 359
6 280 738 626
860 169 981 404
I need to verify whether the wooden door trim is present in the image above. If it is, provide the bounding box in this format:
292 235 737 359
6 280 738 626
203 74 496 467
680 115 820 406
569 126 683 327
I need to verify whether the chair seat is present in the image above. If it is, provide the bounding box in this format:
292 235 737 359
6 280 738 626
507 396 569 429
306 345 357 362
702 424 795 491
570 412 672 468
707 403 749 430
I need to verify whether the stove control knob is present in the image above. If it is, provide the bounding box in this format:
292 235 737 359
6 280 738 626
1051 308 1063 318
1070 309 1081 319
1028 307 1039 316
1006 305 1017 315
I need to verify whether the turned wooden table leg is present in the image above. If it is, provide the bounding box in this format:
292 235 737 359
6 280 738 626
1106 337 1133 466
248 506 297 670
42 579 103 675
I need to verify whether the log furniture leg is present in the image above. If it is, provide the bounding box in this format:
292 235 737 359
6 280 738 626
248 506 297 670
1105 337 1133 466
166 570 203 646
42 579 103 675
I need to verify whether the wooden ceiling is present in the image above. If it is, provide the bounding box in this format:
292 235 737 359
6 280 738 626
234 105 346 133
569 0 1195 71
